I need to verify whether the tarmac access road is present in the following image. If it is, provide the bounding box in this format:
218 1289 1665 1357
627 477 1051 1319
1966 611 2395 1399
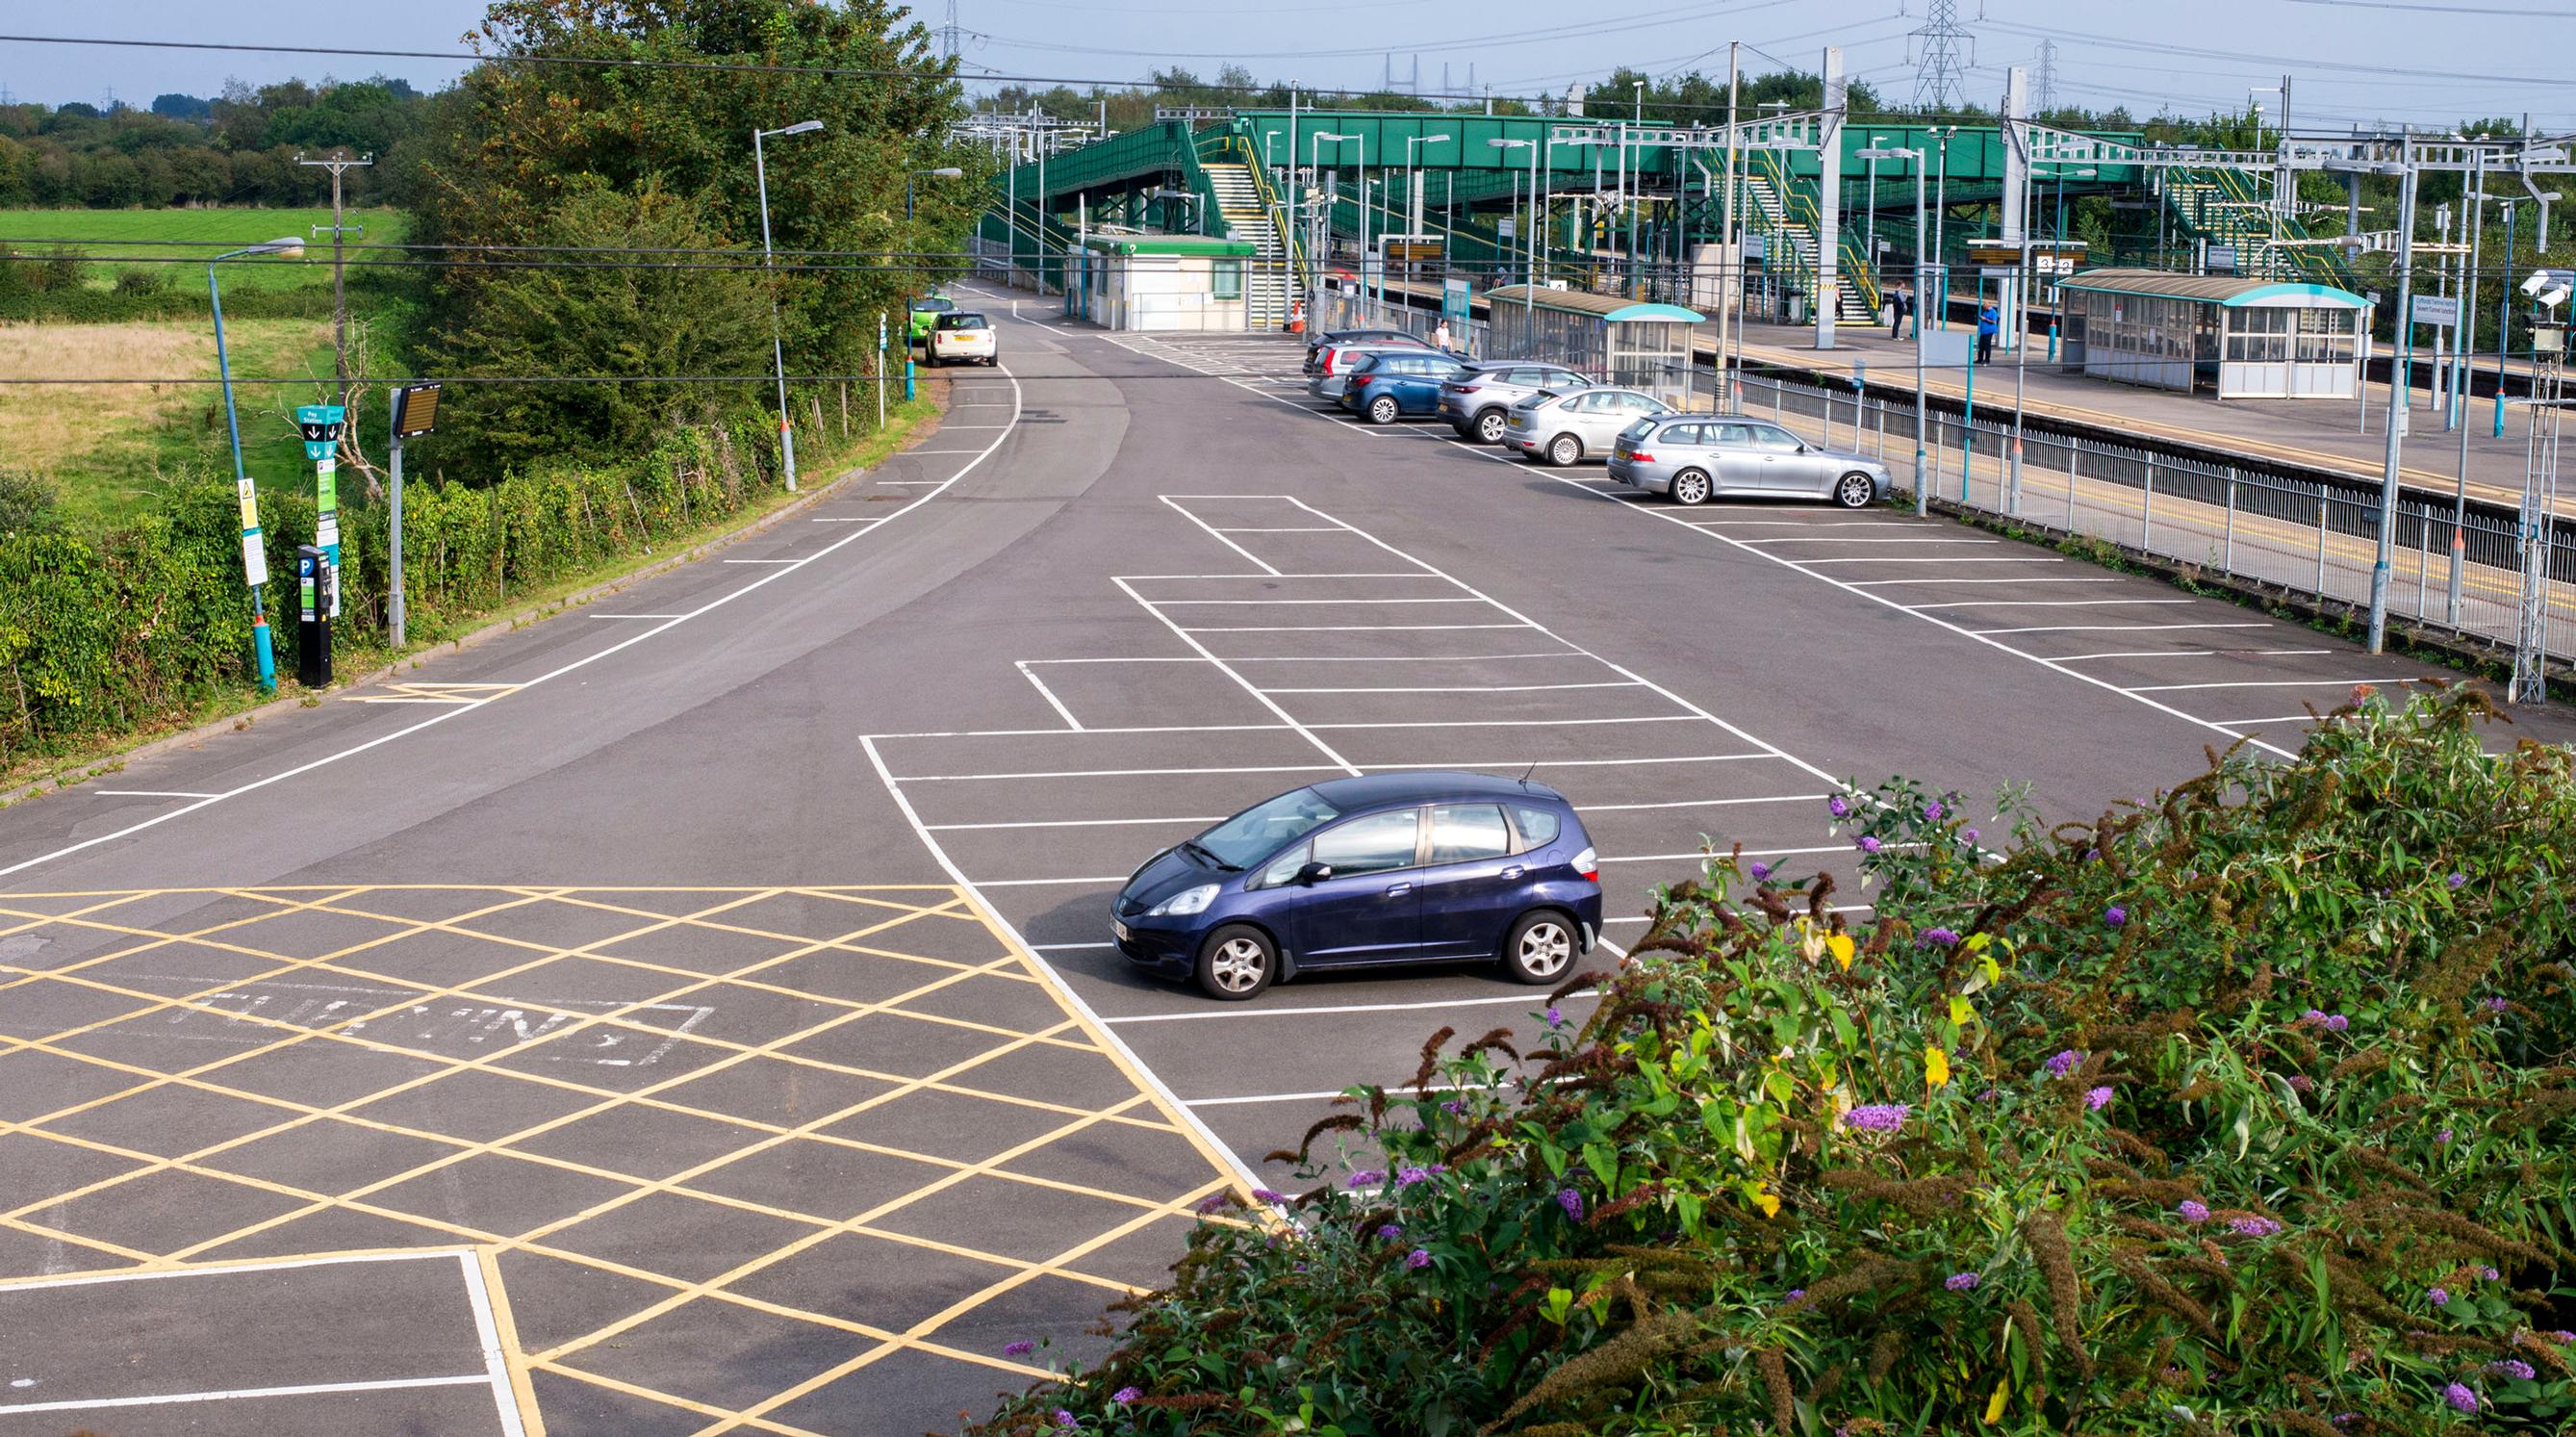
0 289 2566 1437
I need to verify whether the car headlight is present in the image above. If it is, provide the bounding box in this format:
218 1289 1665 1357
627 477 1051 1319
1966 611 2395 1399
1149 884 1219 917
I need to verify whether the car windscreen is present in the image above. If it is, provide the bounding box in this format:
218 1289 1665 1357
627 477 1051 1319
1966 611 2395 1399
1195 788 1342 868
911 297 955 314
937 314 989 330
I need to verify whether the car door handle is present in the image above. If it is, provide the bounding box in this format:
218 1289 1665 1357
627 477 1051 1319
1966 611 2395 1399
1499 866 1525 881
1385 882 1413 897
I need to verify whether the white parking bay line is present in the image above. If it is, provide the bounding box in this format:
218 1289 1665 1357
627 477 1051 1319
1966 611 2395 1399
587 613 687 620
1582 793 1829 811
1907 599 2194 611
1972 622 2273 636
894 763 1342 783
1178 623 1535 633
2124 678 2395 694
1261 680 1646 695
1846 577 2119 587
927 815 1227 831
2052 648 2333 662
1740 536 2000 546
1798 556 2065 566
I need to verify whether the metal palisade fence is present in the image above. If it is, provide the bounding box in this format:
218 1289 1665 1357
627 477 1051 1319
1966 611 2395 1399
1715 364 2573 680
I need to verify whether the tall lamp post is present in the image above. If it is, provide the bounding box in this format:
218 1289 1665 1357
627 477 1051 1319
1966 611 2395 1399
907 166 963 220
753 118 824 493
1406 133 1451 305
1490 137 1542 344
210 237 306 692
1314 132 1357 320
1860 147 1928 514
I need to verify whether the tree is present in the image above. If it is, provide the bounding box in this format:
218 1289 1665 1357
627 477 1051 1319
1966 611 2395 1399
406 0 978 465
434 180 775 468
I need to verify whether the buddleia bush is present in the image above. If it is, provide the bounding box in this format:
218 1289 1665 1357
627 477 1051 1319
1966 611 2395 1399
968 687 2576 1436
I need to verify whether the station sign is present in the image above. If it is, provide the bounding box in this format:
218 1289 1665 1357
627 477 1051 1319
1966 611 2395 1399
2410 295 2461 328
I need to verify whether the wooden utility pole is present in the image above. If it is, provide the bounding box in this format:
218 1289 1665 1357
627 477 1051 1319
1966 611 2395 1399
297 150 373 434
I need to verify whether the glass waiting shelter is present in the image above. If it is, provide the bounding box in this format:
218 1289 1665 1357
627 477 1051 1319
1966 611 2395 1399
2056 269 2371 399
1485 287 1705 405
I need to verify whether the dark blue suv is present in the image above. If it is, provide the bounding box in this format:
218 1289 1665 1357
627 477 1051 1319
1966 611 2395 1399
1338 351 1471 425
1111 772 1602 1001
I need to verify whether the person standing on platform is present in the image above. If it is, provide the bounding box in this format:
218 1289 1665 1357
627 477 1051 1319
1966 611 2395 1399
1889 286 1911 341
1977 301 1999 365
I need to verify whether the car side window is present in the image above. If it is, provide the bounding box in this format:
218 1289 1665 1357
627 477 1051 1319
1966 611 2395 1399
1575 392 1615 413
1506 804 1561 851
1426 805 1511 864
1659 423 1702 445
1257 841 1311 888
1621 394 1659 412
1713 423 1756 446
1312 809 1423 876
1749 424 1804 451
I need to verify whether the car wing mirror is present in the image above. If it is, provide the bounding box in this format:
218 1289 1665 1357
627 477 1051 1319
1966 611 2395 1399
1294 861 1334 885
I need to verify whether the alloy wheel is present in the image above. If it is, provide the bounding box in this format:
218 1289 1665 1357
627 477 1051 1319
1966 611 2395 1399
1210 937 1268 993
1517 920 1573 978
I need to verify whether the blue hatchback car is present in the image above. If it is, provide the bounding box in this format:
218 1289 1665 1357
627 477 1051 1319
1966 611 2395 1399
1338 351 1472 425
1111 772 1602 1000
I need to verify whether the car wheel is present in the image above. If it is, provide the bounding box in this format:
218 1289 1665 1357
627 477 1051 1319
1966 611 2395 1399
1670 468 1713 506
1367 395 1401 425
1502 911 1579 985
1194 924 1276 1001
1546 433 1582 467
1473 409 1509 444
1833 472 1876 509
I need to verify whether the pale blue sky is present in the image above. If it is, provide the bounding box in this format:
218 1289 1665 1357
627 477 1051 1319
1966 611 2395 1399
6 0 2570 130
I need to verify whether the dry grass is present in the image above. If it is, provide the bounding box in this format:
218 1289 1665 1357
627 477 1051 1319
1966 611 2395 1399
0 319 330 532
0 321 211 471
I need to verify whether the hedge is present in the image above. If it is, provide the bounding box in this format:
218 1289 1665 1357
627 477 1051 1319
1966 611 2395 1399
0 416 782 767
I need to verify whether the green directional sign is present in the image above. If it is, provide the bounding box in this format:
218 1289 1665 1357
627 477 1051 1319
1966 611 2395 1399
296 404 346 616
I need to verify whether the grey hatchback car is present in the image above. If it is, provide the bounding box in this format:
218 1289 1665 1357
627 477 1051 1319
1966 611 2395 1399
1607 416 1893 508
1504 388 1674 466
1438 362 1595 444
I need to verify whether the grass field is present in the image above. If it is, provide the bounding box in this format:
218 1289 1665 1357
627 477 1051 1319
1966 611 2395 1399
0 208 409 292
3 317 342 533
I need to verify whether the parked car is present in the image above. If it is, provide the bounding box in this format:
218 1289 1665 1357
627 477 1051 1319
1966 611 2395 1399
1302 326 1430 373
1308 342 1445 403
905 294 955 348
1504 387 1676 466
928 311 998 366
1439 362 1595 444
1607 415 1894 509
1337 351 1473 424
1110 772 1602 1000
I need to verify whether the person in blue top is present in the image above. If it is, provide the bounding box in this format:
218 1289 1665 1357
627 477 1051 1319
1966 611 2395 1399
1976 301 2000 365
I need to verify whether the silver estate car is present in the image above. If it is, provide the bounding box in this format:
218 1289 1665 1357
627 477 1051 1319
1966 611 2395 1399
1504 388 1674 466
1607 416 1894 508
1438 362 1595 444
1308 342 1439 403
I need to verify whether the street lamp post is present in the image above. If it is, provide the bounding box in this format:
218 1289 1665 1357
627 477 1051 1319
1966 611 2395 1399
908 166 963 220
1930 127 1957 327
753 118 824 493
1407 134 1452 306
210 237 305 692
1314 133 1357 319
1861 147 1929 515
1491 138 1542 342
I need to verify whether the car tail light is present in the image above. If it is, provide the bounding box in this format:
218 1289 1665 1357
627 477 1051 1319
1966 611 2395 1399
1628 451 1655 463
1459 384 1483 394
1572 846 1598 882
1353 374 1374 387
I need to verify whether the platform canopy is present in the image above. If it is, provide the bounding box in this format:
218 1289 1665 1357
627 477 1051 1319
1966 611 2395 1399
1486 286 1705 323
2056 269 2368 309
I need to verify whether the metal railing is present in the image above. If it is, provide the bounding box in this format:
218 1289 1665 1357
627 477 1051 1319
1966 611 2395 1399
1314 285 1492 358
1693 363 2573 678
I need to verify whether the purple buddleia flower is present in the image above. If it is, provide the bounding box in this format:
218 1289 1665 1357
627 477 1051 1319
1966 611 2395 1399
2480 1266 2500 1281
1406 1247 1432 1270
1785 1288 1806 1302
1748 860 1772 881
1557 1189 1584 1220
1194 1193 1231 1214
1963 828 1980 843
1924 800 1946 821
2085 1085 2114 1111
2448 872 2468 889
2488 1359 2536 1381
1544 1005 1563 1026
2444 1383 2479 1415
1111 1387 1142 1406
2230 1217 2283 1237
1842 1103 1911 1133
1394 1166 1432 1189
2046 1049 2083 1077
1857 834 1883 854
2083 847 2101 861
2177 1199 2210 1223
1922 927 1961 947
1945 1270 1981 1291
2430 1286 2451 1306
2485 996 2509 1014
1828 796 1850 818
1252 1188 1288 1203
2104 904 2128 928
1346 1169 1383 1189
1054 1409 1078 1428
2438 1126 2454 1144
2286 1074 2314 1092
1004 1340 1036 1358
1440 1100 1466 1116
1376 1222 1403 1240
